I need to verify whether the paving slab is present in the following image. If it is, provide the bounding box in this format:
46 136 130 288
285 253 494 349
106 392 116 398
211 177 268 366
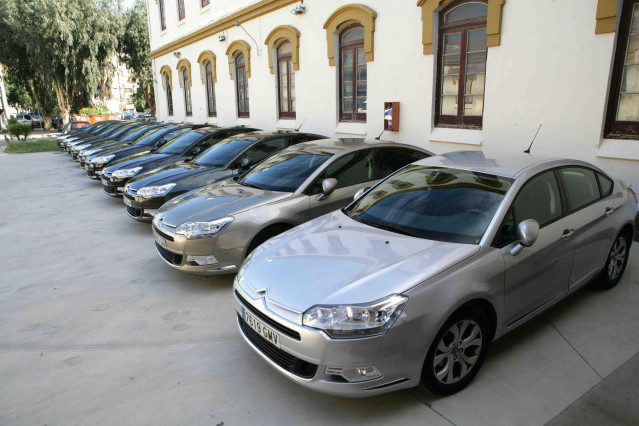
0 152 638 425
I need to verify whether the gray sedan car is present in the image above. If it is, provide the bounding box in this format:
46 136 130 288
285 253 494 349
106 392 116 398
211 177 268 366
152 139 432 275
233 151 637 397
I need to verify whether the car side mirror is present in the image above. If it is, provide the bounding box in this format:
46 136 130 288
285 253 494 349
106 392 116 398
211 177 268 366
317 178 338 201
354 187 371 201
239 157 252 171
510 219 540 256
191 146 201 156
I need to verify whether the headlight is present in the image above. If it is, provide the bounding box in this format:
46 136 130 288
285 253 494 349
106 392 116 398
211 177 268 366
113 167 142 178
175 216 234 239
302 294 408 338
90 154 115 164
137 183 176 198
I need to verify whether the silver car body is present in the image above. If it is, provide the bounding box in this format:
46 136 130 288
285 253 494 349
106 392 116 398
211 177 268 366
152 139 433 275
233 151 636 397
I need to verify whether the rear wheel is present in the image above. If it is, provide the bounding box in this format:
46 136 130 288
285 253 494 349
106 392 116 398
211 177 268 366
597 232 631 289
422 306 490 395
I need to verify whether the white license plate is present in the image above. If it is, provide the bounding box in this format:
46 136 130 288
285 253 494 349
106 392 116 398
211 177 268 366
123 197 133 207
244 309 281 348
96 170 102 176
117 187 124 192
101 177 108 185
154 233 167 249
84 164 89 170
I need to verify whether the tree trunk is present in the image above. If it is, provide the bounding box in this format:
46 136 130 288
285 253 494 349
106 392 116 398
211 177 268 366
53 82 70 125
143 86 155 116
27 80 48 129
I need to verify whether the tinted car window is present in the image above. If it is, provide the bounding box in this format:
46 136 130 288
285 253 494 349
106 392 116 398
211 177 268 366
243 137 289 164
193 138 255 167
122 126 155 142
308 149 375 194
597 172 613 197
493 207 516 247
513 171 562 226
158 131 208 155
133 127 171 146
559 167 600 211
376 147 428 177
344 166 512 244
153 128 190 148
240 150 332 193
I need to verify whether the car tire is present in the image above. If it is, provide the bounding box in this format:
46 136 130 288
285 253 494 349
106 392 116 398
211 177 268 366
597 231 632 289
246 224 292 257
421 306 490 395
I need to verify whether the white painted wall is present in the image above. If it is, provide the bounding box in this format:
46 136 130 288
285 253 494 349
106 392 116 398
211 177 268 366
147 0 639 199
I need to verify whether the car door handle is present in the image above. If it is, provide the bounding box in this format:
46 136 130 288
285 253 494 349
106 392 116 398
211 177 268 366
560 229 575 240
604 207 615 216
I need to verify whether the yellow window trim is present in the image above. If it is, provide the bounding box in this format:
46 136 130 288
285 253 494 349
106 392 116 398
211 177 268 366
197 50 217 84
265 25 301 74
176 58 192 88
417 0 505 55
323 4 377 66
159 65 173 90
226 40 251 80
595 0 618 34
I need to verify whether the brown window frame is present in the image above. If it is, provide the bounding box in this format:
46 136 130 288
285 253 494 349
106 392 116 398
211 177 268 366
277 41 296 119
165 74 173 116
204 61 216 117
182 68 192 117
177 0 185 21
201 0 210 7
435 0 487 128
339 24 366 123
235 53 249 118
605 0 639 139
159 0 166 31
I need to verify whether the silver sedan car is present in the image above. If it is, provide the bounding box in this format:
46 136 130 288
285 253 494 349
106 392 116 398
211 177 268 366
233 151 637 397
152 139 432 275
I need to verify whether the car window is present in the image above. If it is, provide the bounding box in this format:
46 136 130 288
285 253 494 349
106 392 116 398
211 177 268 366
243 137 289 164
559 167 600 211
154 128 190 147
196 132 231 151
597 172 613 197
192 138 255 167
157 131 208 155
513 171 562 227
307 149 376 194
376 147 429 178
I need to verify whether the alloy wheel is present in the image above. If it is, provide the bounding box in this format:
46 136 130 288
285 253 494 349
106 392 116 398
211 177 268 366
433 319 483 385
607 236 627 281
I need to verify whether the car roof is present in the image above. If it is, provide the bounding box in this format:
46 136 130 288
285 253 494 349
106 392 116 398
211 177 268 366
282 138 434 156
412 150 598 179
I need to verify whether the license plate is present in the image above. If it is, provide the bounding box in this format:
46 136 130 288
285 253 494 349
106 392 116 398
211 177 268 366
117 187 124 192
244 309 281 348
84 164 89 170
101 177 108 185
96 171 102 176
123 197 133 207
154 233 167 249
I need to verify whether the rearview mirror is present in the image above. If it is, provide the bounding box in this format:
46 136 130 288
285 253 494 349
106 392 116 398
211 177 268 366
510 219 539 256
354 187 371 201
317 178 338 201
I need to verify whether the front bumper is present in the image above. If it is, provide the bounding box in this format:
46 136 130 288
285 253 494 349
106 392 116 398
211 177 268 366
232 283 419 397
100 174 127 197
151 221 242 275
85 162 108 179
122 190 166 222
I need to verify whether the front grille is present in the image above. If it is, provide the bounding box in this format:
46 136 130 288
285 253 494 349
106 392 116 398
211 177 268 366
123 192 135 201
239 316 317 379
87 169 95 177
126 205 143 218
236 291 301 340
153 225 174 242
155 242 183 265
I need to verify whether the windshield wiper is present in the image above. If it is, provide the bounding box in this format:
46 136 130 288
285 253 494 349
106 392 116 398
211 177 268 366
239 181 262 189
358 219 422 238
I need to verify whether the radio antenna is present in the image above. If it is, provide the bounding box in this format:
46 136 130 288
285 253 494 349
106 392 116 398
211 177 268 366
374 129 385 140
524 124 542 154
295 118 306 132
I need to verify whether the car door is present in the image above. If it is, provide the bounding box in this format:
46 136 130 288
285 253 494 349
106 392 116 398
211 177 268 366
498 170 576 328
306 148 378 218
557 167 618 289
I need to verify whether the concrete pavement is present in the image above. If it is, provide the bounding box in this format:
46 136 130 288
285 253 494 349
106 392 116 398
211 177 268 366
1 151 638 425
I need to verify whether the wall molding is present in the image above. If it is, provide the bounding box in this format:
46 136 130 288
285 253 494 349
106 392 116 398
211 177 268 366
159 65 173 90
265 25 301 74
225 40 251 79
176 58 192 88
197 50 217 83
323 4 377 66
417 0 505 55
595 0 618 34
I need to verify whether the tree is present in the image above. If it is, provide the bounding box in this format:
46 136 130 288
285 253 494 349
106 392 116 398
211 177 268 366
0 0 120 124
118 0 155 115
4 74 33 112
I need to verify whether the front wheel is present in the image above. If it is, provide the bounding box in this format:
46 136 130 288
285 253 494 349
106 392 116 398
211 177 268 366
598 232 631 289
422 307 490 395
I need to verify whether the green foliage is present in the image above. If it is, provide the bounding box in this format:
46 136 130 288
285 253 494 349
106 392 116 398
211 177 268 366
8 118 17 125
7 122 33 141
132 86 148 112
79 103 111 116
5 75 33 111
5 138 58 154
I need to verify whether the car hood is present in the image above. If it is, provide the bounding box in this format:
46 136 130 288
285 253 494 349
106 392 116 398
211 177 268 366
90 144 150 159
126 163 228 191
239 211 481 313
159 182 291 227
82 140 123 151
105 153 172 173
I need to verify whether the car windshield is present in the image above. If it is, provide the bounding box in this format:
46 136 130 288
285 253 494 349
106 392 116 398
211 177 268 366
157 131 205 155
344 166 513 244
193 138 255 167
102 124 127 137
122 126 154 142
240 150 332 192
133 127 173 146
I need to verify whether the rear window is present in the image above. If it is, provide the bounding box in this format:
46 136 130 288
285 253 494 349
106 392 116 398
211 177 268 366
559 167 600 211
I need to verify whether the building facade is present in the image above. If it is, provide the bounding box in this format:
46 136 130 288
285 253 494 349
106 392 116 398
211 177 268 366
146 0 639 199
104 57 138 114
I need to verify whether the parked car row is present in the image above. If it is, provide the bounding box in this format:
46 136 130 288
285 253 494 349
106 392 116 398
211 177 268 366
56 123 636 398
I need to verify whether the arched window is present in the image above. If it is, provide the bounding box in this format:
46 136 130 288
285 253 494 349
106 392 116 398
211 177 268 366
204 61 216 117
436 1 488 128
177 0 185 21
277 41 295 119
159 0 166 30
235 53 249 118
340 25 366 122
182 68 192 117
164 73 173 116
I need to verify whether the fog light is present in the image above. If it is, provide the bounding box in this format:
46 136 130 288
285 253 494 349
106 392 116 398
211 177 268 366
186 255 218 266
325 366 381 383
